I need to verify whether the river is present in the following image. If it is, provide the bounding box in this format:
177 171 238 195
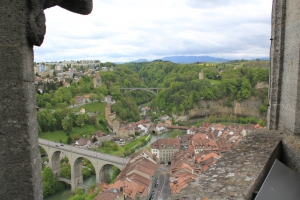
135 130 176 152
44 175 96 200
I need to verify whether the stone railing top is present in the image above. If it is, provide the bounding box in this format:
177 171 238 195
168 129 284 200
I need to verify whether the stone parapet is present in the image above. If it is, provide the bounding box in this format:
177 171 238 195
282 135 300 174
168 130 284 200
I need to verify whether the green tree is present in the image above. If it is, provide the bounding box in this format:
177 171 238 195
62 116 73 132
70 98 76 107
42 167 65 197
172 129 181 138
73 134 80 140
36 93 45 107
98 85 108 96
55 87 72 104
76 114 86 127
89 93 97 102
97 93 104 101
95 119 100 129
37 109 57 132
112 142 118 151
60 163 71 179
67 136 72 144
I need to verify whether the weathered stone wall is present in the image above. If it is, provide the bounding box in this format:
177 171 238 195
98 135 113 143
281 135 300 174
0 1 93 199
278 0 300 134
0 1 43 199
268 0 300 134
188 97 262 118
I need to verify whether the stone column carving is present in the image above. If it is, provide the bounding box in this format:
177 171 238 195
0 1 92 199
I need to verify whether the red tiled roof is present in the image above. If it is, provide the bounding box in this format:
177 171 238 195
93 131 105 137
75 138 90 146
150 138 180 149
165 120 172 126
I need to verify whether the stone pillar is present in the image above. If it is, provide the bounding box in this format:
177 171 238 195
94 157 105 184
0 1 92 199
0 1 43 199
99 165 110 183
268 0 300 134
268 0 286 130
95 167 101 185
71 157 83 191
50 151 61 177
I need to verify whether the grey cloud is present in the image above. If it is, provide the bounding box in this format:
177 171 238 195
35 0 272 62
185 0 261 8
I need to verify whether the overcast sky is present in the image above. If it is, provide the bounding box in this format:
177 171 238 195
34 0 273 63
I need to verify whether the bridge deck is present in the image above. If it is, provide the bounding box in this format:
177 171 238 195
120 87 169 89
39 138 129 165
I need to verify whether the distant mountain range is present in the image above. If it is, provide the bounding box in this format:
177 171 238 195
116 56 269 64
129 56 228 63
160 56 229 63
255 57 270 61
131 59 149 63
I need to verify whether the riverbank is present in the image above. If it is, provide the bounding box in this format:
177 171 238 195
44 175 96 200
135 131 186 152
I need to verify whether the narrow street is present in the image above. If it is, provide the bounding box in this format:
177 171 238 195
153 165 171 200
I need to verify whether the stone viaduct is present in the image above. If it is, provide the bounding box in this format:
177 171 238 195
120 87 169 95
39 139 129 191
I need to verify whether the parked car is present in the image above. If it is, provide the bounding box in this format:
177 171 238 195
151 190 155 197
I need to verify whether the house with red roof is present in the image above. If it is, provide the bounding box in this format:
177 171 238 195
96 148 158 200
150 138 181 165
169 150 199 194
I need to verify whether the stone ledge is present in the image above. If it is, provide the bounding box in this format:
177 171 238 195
168 129 284 200
282 135 300 174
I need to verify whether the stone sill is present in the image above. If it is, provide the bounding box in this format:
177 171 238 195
168 129 300 200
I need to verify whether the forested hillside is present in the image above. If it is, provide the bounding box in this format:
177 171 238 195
36 60 269 126
112 60 269 118
99 65 151 122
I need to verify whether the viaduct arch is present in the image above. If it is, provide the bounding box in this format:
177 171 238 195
39 139 129 191
120 87 169 95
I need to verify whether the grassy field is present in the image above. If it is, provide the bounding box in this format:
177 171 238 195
76 102 108 129
209 79 222 85
39 124 100 143
98 147 125 157
73 101 107 113
97 135 151 157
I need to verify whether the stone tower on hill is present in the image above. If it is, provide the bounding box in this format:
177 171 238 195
199 70 204 80
93 73 102 88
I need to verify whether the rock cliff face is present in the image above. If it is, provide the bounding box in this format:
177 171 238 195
174 96 263 122
191 96 262 118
